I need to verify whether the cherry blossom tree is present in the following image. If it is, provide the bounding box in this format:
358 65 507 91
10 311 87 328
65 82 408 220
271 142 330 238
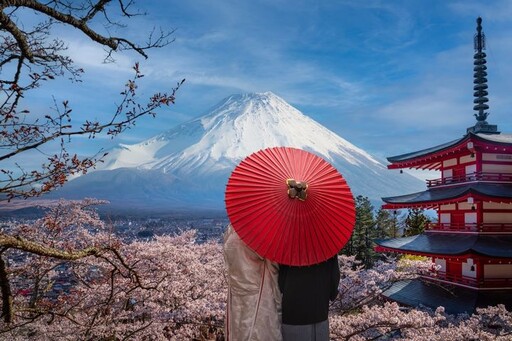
329 302 512 340
1 199 226 339
0 0 184 200
2 203 511 339
0 1 187 337
332 255 434 315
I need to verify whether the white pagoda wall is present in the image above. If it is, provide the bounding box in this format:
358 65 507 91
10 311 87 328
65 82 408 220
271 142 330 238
484 202 512 209
459 155 474 164
483 213 512 223
484 264 512 278
482 202 512 223
442 158 457 167
481 152 512 173
434 258 446 272
482 164 512 173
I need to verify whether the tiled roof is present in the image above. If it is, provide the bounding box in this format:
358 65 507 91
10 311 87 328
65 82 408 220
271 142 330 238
382 183 512 205
375 233 512 257
383 279 512 314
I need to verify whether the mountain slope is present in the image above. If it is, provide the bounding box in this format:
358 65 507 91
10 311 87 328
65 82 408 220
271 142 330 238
52 92 423 213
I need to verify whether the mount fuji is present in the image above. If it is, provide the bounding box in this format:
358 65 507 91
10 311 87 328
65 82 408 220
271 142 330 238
51 92 423 214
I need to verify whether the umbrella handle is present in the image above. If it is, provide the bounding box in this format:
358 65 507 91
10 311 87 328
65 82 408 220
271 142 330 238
286 178 308 201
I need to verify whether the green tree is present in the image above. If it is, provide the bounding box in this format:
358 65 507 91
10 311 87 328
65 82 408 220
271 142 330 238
403 208 430 236
376 209 403 238
342 195 377 267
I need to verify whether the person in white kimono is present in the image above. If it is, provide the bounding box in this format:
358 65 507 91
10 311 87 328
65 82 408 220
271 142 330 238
223 224 282 341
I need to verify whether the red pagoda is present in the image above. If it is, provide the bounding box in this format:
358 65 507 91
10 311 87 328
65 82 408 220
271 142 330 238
375 17 512 314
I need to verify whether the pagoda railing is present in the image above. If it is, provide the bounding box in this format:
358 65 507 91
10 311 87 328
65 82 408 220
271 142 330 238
427 222 512 233
426 171 512 187
422 271 512 289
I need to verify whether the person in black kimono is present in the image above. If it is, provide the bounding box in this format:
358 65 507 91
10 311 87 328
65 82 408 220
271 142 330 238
278 256 340 341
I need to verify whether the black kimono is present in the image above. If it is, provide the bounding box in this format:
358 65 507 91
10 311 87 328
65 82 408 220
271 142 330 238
278 256 340 340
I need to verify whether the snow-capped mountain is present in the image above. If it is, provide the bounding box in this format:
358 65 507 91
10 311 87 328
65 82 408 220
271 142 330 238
52 92 423 213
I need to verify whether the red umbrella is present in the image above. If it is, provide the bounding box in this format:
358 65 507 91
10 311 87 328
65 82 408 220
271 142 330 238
225 147 355 266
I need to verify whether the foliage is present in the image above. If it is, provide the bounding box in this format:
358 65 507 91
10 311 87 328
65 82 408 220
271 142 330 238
330 303 512 341
1 201 511 339
332 255 432 315
0 200 226 339
401 254 429 262
375 208 402 239
0 2 188 337
404 208 431 237
0 0 184 200
342 196 378 267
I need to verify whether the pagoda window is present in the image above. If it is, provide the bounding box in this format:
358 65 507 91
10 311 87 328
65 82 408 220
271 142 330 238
465 164 477 180
462 259 477 278
435 258 446 272
439 213 450 227
465 212 477 223
442 168 453 182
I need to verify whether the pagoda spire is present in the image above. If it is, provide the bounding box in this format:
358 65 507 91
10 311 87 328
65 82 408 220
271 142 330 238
468 17 499 134
473 17 489 122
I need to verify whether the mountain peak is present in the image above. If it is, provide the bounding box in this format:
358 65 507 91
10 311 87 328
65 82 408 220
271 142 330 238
61 92 423 211
222 91 280 102
202 91 294 125
102 91 383 172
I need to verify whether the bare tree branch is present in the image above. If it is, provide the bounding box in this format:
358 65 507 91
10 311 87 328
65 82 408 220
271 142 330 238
0 1 184 200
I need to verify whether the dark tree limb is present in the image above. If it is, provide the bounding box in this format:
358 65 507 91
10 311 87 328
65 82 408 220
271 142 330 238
0 253 13 323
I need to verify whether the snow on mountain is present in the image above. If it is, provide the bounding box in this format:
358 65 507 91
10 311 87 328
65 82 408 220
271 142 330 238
52 92 423 213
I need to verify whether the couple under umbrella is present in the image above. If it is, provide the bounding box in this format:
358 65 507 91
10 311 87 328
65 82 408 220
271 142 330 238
224 147 356 341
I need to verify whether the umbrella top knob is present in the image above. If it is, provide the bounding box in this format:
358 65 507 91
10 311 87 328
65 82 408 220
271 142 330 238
287 178 308 201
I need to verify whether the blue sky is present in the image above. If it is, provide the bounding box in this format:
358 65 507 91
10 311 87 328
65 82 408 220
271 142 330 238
16 1 512 171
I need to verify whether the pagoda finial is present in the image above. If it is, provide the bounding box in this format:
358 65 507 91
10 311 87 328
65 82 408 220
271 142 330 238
474 17 485 53
473 17 489 122
468 17 499 134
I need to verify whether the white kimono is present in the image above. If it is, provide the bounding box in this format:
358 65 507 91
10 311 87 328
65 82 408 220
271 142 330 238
223 224 282 341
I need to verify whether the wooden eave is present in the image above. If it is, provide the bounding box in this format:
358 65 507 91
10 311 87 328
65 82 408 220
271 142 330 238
374 233 512 258
374 246 474 259
387 133 512 170
381 183 512 209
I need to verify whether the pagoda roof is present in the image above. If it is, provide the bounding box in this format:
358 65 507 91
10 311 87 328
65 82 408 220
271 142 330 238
375 233 512 258
382 183 512 208
383 279 512 315
387 132 512 170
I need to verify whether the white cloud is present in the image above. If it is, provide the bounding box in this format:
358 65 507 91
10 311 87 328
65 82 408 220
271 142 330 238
12 0 512 166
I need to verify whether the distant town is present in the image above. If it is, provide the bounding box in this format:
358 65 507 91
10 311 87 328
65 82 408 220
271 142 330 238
0 214 231 244
111 215 230 243
0 214 230 303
